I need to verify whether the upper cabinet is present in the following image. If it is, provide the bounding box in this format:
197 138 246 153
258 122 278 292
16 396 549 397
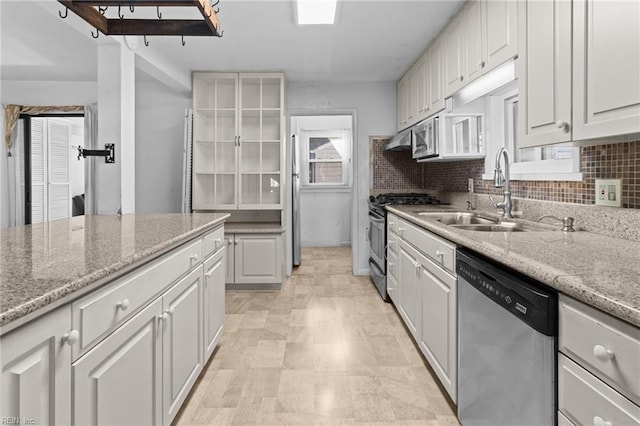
445 0 518 97
519 0 640 147
572 0 640 141
192 72 285 210
518 0 572 146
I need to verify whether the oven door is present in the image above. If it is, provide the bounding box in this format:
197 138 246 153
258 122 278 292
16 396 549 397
368 210 386 271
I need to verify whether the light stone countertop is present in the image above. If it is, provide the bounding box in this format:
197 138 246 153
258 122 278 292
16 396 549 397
0 213 229 330
224 222 286 233
387 204 640 328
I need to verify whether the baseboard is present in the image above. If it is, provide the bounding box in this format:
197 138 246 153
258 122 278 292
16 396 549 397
301 241 351 247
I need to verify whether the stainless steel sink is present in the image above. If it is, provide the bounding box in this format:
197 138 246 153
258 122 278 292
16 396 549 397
417 212 499 225
451 222 552 232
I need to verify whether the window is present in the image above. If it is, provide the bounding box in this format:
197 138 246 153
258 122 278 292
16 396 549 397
483 91 581 181
301 130 351 187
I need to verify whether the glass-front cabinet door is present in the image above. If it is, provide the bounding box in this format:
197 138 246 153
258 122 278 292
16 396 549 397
192 73 238 209
238 74 283 209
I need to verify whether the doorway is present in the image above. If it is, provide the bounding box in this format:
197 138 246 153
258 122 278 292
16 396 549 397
290 114 354 265
17 115 85 224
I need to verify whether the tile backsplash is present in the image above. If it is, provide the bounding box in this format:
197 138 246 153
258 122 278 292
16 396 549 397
371 137 639 209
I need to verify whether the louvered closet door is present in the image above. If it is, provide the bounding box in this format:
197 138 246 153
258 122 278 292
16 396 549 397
31 119 47 224
47 120 71 221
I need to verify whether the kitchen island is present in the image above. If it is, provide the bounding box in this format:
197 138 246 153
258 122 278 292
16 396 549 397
0 213 229 425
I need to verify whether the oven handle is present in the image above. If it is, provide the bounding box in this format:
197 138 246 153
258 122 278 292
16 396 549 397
369 211 385 223
369 259 384 278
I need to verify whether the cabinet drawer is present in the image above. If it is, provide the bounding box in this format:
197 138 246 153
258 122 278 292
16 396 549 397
558 354 640 426
559 295 640 405
387 232 398 255
558 411 575 426
398 218 456 273
72 238 203 359
388 214 399 235
387 249 399 281
203 225 224 259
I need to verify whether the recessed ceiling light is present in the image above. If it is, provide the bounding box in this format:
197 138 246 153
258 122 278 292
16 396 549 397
296 0 337 25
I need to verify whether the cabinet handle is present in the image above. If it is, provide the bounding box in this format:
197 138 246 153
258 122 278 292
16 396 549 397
62 329 79 346
480 61 485 68
435 250 444 261
165 308 174 316
226 238 232 245
157 312 169 321
556 120 567 130
593 344 615 362
460 75 464 82
388 262 394 267
593 416 612 426
205 271 213 278
190 254 199 261
116 298 130 311
397 227 404 237
234 240 239 245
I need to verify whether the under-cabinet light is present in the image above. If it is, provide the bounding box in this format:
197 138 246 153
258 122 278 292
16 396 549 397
296 0 337 25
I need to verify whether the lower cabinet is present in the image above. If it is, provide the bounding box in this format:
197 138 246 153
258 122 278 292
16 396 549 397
73 298 163 425
204 247 225 360
0 306 72 425
398 241 422 339
225 233 283 285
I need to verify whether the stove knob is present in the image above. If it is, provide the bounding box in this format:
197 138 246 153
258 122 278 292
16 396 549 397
505 296 512 304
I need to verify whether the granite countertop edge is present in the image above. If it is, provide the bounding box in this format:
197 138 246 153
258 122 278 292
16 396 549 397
386 205 640 328
0 214 229 329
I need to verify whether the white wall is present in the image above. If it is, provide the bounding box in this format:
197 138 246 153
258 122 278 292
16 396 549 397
1 81 97 106
288 81 396 274
135 80 191 213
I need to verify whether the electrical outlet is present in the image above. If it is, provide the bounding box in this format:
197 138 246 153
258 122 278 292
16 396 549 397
595 179 622 207
468 178 474 193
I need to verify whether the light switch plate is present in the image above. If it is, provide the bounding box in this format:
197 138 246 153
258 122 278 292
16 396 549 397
595 178 622 207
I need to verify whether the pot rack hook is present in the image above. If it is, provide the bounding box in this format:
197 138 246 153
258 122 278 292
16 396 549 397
144 35 149 47
215 29 224 38
91 28 100 39
212 0 220 13
118 5 124 19
181 35 186 46
129 2 135 13
157 6 162 19
59 7 68 19
99 6 108 15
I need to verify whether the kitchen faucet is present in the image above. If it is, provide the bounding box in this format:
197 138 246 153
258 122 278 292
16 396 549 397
490 147 513 219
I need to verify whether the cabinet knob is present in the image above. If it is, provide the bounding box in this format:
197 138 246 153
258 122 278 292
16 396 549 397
460 76 464 82
226 238 232 245
556 120 567 130
190 254 199 261
397 227 404 236
205 271 213 278
234 240 239 245
215 237 222 244
165 308 174 316
157 313 169 321
593 416 612 426
435 250 444 261
413 261 420 269
480 61 485 68
388 262 394 267
116 298 130 311
62 329 79 346
593 344 615 362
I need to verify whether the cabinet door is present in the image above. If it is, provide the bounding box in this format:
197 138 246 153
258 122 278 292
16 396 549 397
224 234 235 283
444 13 466 97
406 68 417 127
415 56 429 122
398 241 421 339
397 77 409 131
238 73 284 209
73 298 162 426
482 0 518 72
518 0 572 147
419 257 457 403
572 0 640 140
428 38 446 114
162 266 204 425
192 73 239 210
465 0 484 83
234 234 282 285
1 306 72 425
203 247 225 360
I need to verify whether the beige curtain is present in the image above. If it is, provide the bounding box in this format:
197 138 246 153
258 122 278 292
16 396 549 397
4 104 83 155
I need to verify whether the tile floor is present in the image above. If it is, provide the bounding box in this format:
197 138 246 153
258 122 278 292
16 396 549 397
174 247 459 425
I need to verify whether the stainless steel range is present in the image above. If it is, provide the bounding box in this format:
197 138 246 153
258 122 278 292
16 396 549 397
368 193 440 301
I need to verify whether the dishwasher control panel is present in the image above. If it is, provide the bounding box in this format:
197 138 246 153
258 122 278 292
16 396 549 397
457 250 557 336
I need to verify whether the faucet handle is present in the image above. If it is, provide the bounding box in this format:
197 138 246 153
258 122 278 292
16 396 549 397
489 196 500 208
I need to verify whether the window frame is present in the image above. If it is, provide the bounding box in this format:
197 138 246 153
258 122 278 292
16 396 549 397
300 129 352 188
482 89 582 182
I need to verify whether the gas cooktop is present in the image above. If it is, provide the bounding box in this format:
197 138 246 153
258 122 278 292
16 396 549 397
369 192 441 207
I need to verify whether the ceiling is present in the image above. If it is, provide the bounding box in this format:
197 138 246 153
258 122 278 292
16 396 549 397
1 0 464 84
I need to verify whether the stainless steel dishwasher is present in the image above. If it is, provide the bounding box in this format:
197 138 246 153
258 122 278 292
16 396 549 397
457 249 557 426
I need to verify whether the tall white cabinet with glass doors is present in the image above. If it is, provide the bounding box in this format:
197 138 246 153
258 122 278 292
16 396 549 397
192 72 285 210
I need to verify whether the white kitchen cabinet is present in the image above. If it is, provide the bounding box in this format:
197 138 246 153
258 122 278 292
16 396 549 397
192 72 285 210
203 246 225 360
225 233 283 285
444 11 466 97
518 0 572 147
482 0 518 72
397 75 409 131
398 240 422 339
428 37 446 115
73 298 163 426
224 234 235 284
464 0 484 83
419 254 457 403
0 306 72 425
415 56 429 124
162 266 204 424
572 0 640 140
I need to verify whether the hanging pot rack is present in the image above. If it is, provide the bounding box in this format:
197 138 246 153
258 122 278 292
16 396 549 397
57 0 222 38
